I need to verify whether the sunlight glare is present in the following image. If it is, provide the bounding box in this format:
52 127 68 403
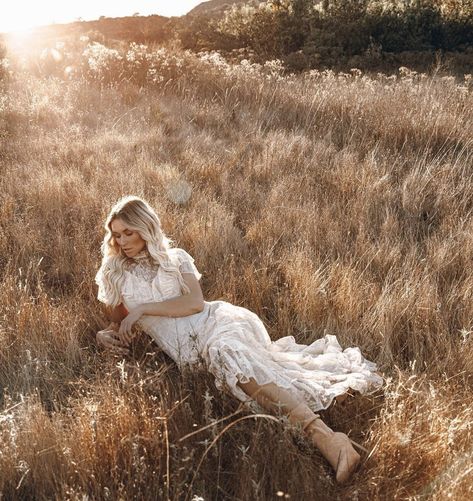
0 1 202 34
0 4 58 33
5 29 36 51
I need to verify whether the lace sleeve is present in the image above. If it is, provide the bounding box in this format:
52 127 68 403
95 262 123 306
95 266 112 305
174 248 202 281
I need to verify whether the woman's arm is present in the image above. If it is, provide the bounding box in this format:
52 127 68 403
109 303 129 323
98 305 127 334
138 296 202 317
117 273 204 345
97 303 130 355
137 273 204 317
139 272 205 317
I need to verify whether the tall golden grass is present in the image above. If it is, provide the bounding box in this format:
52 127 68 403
1 38 472 499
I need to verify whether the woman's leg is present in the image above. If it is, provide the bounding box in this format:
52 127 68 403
237 378 360 483
237 377 315 424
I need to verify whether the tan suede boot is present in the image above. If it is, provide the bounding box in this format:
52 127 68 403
302 416 361 484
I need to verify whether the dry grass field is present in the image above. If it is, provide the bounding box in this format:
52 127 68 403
1 35 473 500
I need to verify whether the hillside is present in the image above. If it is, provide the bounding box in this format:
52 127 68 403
187 0 254 17
1 15 171 44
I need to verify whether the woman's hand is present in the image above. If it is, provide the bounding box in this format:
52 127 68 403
96 327 130 356
117 306 144 346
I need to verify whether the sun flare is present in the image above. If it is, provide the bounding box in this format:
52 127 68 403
0 1 202 34
0 4 64 33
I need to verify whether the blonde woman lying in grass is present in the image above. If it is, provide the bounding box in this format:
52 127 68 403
95 195 383 483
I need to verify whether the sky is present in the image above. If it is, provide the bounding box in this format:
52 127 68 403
0 0 204 33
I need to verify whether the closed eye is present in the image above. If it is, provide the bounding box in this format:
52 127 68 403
113 231 133 237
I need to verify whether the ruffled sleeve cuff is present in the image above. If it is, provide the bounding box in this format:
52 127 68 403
95 265 114 306
174 248 202 281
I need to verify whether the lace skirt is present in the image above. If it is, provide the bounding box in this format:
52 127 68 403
171 300 384 412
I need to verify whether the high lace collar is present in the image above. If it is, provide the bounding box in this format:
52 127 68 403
131 249 151 261
125 249 157 265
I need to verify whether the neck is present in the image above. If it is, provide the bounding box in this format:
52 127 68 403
127 249 150 261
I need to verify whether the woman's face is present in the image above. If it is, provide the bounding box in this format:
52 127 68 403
110 217 146 257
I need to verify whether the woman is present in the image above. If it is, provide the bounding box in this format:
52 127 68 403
95 195 383 484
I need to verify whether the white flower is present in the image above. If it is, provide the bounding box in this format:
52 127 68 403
83 43 122 72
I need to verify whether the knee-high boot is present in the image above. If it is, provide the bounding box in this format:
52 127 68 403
300 415 361 484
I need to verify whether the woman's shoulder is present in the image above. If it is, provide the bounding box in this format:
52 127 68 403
167 247 202 280
167 247 194 262
168 246 187 252
167 247 187 257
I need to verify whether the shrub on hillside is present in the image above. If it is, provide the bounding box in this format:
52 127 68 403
178 0 473 73
174 14 224 52
213 1 311 60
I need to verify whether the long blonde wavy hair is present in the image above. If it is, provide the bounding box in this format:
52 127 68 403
95 195 190 307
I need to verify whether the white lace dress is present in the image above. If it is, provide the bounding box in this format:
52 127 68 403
97 248 383 411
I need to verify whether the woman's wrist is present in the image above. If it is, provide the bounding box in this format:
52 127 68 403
134 305 146 317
